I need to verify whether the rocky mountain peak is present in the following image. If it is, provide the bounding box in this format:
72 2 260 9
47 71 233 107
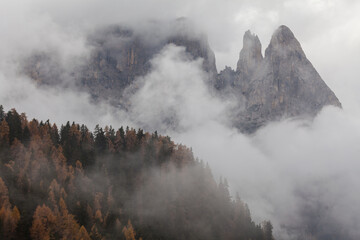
236 30 263 75
271 25 295 43
265 25 305 59
243 30 262 50
236 25 342 133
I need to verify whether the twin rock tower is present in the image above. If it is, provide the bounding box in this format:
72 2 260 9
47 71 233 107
217 25 341 132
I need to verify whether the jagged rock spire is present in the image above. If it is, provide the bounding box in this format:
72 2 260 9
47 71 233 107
236 30 263 76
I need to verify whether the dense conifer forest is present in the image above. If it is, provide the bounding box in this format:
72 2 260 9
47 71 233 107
0 105 273 240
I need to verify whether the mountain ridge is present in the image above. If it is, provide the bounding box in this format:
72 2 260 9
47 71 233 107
23 23 341 133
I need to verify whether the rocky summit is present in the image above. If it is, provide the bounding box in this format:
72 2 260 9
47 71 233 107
219 25 341 133
24 23 341 133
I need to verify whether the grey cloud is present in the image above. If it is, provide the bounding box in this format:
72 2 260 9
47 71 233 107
127 44 230 133
174 106 360 239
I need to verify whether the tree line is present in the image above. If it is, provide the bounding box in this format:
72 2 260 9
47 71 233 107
0 105 274 240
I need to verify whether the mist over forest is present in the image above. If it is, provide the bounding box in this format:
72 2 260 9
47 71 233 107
1 1 360 240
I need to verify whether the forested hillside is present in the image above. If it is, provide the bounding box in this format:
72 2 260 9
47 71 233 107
0 105 273 240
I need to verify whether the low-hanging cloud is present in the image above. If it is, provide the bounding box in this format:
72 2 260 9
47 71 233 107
0 70 131 128
175 106 360 240
127 44 231 133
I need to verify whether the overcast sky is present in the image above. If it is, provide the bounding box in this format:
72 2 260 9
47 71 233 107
1 0 359 108
1 1 360 239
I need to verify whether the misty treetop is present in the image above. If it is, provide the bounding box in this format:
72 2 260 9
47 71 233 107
0 105 273 240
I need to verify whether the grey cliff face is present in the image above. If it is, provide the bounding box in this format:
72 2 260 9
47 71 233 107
79 26 156 106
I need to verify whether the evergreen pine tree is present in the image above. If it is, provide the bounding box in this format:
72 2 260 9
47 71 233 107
0 105 4 122
5 109 23 143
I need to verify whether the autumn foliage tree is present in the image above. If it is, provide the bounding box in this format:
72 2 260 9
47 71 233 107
0 177 21 239
123 220 142 240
